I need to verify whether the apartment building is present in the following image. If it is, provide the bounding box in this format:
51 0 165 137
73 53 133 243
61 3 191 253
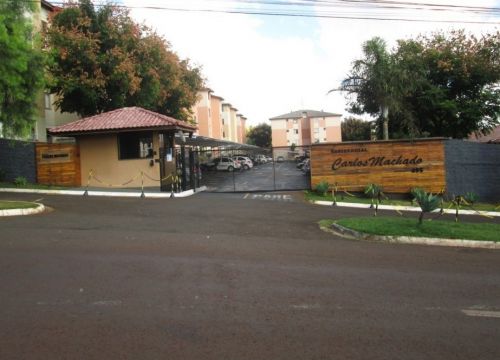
192 89 247 144
34 0 80 142
269 110 342 147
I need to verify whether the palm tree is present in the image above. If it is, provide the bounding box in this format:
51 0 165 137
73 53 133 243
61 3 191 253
335 37 400 140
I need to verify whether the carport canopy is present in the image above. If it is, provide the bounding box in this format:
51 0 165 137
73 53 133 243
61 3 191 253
176 133 262 150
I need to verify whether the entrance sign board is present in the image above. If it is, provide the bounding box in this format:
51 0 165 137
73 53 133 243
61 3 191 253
36 143 81 187
311 138 446 193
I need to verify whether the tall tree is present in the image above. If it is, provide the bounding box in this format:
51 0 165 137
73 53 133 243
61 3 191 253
339 37 402 140
0 0 45 137
394 30 500 138
247 123 272 148
46 0 203 120
341 117 372 141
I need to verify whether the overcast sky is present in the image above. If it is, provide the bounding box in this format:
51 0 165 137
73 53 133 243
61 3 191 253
122 0 500 126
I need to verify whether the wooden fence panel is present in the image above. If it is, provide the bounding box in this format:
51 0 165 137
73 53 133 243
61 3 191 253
311 139 446 194
36 143 81 187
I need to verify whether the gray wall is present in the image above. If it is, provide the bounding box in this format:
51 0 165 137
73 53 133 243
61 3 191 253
445 140 500 201
0 139 36 183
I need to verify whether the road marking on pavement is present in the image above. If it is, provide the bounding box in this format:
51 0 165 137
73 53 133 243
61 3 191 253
461 309 500 318
245 193 293 202
92 300 122 306
290 304 320 310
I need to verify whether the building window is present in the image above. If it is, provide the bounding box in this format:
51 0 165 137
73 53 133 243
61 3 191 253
294 129 298 134
293 119 298 124
44 93 51 110
286 129 289 132
118 132 153 160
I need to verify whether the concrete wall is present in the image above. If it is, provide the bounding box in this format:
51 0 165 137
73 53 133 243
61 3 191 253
445 140 500 201
78 133 161 188
0 139 36 183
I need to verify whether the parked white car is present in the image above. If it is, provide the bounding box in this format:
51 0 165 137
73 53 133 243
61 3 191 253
216 157 240 172
233 156 253 170
255 154 268 164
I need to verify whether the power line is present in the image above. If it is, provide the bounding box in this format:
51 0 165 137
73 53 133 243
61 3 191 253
6 0 500 24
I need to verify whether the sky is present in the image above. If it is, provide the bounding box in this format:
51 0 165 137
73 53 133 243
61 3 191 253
119 0 500 127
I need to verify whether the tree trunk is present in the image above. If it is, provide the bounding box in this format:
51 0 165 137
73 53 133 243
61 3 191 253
381 105 389 140
418 212 424 225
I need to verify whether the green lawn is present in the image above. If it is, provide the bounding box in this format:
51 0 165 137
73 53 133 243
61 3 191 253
305 191 499 212
0 200 39 210
323 216 500 242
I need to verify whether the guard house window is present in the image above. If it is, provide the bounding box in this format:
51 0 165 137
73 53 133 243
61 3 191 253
118 132 153 160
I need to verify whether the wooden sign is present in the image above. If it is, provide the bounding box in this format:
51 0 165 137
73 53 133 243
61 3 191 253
311 138 446 193
36 143 81 187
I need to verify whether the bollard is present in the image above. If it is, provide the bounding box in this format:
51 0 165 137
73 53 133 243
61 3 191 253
83 169 93 196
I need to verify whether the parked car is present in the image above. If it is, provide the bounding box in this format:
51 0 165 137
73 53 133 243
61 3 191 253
216 157 240 172
301 158 310 175
295 154 308 163
276 156 285 163
233 156 253 170
254 154 268 164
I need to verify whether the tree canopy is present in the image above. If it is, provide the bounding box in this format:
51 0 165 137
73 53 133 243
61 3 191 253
340 30 500 139
341 117 372 141
340 37 401 140
246 123 272 148
46 0 204 120
0 0 45 137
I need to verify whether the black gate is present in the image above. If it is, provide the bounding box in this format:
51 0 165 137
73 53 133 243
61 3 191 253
195 146 311 193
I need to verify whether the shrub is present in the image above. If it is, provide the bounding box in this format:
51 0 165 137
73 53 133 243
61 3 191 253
14 176 28 187
412 188 441 225
315 181 330 196
464 192 477 205
0 168 6 182
364 183 383 215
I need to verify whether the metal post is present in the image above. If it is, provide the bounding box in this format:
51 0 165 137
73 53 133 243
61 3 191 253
272 148 276 191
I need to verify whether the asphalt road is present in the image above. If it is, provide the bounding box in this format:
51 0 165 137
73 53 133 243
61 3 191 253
0 192 499 360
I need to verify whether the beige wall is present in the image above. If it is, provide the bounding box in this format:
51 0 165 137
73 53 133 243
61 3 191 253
221 104 231 140
210 96 223 140
78 132 162 188
229 107 238 142
240 118 247 144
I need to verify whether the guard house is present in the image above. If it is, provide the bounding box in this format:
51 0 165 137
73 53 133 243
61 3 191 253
48 107 197 191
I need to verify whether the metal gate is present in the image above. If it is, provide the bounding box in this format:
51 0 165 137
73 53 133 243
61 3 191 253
195 146 311 192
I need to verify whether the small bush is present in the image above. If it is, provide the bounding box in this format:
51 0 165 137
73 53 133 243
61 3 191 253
364 183 384 215
464 192 478 205
412 188 441 224
14 176 28 187
0 168 6 182
315 181 330 196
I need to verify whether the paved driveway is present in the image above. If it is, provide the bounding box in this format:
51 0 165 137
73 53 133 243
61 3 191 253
201 161 310 192
0 192 499 360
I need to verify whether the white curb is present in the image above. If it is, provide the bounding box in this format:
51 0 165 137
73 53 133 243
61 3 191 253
313 200 500 217
0 202 45 217
0 186 207 199
329 223 500 249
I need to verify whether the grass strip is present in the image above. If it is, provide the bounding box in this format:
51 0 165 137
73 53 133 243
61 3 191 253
305 191 499 212
0 200 39 210
331 216 500 242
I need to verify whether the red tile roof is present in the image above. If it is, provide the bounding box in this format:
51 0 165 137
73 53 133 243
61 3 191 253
48 107 197 135
469 126 500 144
